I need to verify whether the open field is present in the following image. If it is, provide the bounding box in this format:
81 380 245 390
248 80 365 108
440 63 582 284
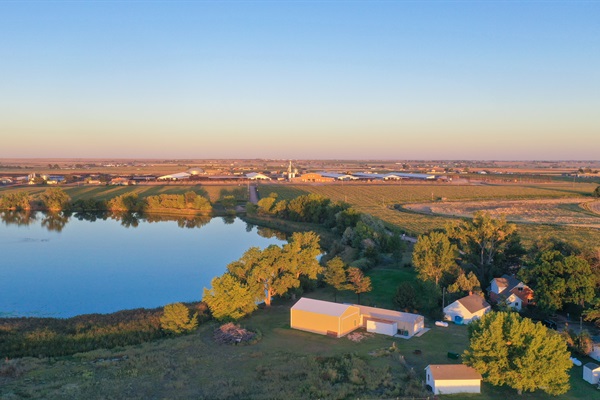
261 182 600 248
404 198 600 228
1 276 597 400
0 184 249 204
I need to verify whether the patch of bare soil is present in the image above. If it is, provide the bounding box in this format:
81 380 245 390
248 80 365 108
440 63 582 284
347 331 374 342
404 198 600 228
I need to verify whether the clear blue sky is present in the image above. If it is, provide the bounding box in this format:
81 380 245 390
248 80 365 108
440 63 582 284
1 1 598 160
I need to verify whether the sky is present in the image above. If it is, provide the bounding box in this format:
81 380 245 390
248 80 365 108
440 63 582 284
0 1 598 160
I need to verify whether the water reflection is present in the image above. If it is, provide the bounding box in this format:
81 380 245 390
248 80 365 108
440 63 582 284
1 211 228 231
256 226 288 240
1 211 38 227
41 212 69 232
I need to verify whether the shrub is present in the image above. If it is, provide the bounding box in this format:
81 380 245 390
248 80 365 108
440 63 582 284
160 303 198 334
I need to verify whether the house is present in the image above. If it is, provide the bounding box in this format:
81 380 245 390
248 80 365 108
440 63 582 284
583 362 600 385
290 298 360 338
443 293 491 324
489 275 534 311
354 304 425 337
425 364 482 394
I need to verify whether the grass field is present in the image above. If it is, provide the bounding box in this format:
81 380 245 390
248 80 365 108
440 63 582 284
1 271 597 400
0 184 249 203
260 182 600 247
405 198 600 228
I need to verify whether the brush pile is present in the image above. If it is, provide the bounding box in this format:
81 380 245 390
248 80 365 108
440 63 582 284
214 323 256 345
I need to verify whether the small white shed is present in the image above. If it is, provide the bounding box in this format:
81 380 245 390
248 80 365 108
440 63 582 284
425 364 482 395
583 362 600 385
366 319 397 336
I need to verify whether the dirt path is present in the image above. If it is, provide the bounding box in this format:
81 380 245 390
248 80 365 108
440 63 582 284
248 185 259 204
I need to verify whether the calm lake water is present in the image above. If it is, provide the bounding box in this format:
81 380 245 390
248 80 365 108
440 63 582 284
0 212 285 318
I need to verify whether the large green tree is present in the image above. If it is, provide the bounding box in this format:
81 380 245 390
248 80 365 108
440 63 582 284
202 273 258 320
412 231 458 286
226 232 322 307
593 185 600 198
519 250 595 312
447 212 517 285
463 312 572 395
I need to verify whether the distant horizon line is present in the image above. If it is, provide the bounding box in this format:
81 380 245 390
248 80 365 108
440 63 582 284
0 157 599 163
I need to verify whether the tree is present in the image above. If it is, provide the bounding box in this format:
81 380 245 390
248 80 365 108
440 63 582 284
593 185 600 198
160 303 198 334
40 188 71 211
463 312 572 395
447 271 481 295
323 257 350 302
227 232 322 307
519 250 595 312
583 298 600 328
412 231 458 286
393 281 418 311
447 212 517 285
284 231 323 280
203 273 258 320
347 267 372 304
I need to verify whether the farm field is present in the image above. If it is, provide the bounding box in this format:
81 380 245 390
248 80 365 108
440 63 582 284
404 198 600 228
260 182 600 247
0 184 249 204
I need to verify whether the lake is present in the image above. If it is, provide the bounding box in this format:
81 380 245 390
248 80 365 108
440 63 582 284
0 212 285 318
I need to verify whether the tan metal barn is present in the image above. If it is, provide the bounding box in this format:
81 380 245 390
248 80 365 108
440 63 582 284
355 304 425 337
290 298 360 338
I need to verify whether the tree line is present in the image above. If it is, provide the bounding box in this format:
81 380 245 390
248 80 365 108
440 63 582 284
409 211 598 319
0 189 213 214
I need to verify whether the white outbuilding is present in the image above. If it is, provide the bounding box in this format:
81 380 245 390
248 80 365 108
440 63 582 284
583 362 600 385
246 172 271 180
443 293 491 325
425 364 482 395
355 304 425 337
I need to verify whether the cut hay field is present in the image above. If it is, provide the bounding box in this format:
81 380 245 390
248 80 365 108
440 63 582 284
261 182 600 248
404 198 600 228
0 184 248 203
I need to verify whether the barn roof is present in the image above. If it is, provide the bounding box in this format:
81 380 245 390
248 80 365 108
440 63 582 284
291 298 355 317
426 364 482 380
457 294 490 314
354 304 423 323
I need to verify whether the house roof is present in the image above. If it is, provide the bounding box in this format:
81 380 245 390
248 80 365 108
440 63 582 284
291 298 355 317
492 274 521 292
426 364 482 380
584 362 600 370
457 294 490 314
354 304 423 323
492 274 533 302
